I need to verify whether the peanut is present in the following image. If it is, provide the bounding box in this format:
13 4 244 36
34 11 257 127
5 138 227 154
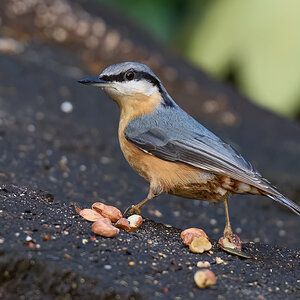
218 233 241 250
92 202 122 222
127 214 143 231
181 228 208 245
92 218 119 237
189 236 212 253
74 205 104 222
194 269 216 288
115 218 131 232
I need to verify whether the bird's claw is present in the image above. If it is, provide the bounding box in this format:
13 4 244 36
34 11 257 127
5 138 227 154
123 205 142 217
129 205 142 215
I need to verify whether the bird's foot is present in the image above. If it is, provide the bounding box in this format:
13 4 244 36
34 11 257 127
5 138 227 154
123 205 142 217
218 233 251 258
218 232 241 251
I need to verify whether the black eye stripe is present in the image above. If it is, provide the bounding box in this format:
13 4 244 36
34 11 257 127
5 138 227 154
101 73 124 82
101 70 175 108
101 71 159 86
135 71 160 87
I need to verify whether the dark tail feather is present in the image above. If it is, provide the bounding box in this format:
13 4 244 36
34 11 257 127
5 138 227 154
267 194 300 215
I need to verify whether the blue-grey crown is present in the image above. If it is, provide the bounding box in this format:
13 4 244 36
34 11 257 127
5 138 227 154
101 62 156 78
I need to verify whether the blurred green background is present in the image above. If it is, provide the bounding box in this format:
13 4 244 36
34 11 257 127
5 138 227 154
100 0 300 120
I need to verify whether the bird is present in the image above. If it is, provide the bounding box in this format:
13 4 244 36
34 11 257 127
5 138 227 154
78 62 300 239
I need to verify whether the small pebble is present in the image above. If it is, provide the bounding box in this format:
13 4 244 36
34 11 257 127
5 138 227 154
79 165 87 172
215 257 227 265
197 261 211 268
27 124 36 132
209 218 217 226
104 265 112 270
154 209 162 217
279 229 286 237
60 101 73 113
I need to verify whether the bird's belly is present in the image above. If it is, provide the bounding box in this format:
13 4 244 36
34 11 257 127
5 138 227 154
169 183 228 202
120 136 228 202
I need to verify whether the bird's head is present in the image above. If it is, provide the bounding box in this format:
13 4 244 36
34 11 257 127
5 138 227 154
78 62 175 113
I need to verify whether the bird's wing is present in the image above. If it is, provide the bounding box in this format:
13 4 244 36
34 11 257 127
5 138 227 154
124 107 280 196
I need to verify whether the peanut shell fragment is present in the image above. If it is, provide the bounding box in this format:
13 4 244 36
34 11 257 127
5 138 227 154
218 233 241 251
189 236 212 253
194 269 217 288
115 218 131 232
92 202 122 222
92 218 119 237
181 228 208 245
74 205 104 222
127 214 143 231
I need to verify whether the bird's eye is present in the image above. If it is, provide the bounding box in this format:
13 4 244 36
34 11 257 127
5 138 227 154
125 71 135 81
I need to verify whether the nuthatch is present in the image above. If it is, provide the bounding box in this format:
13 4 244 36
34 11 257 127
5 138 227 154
78 62 300 238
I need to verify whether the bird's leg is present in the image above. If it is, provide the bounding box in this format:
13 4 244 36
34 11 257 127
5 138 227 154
128 196 153 215
223 197 233 236
219 197 247 256
124 185 162 216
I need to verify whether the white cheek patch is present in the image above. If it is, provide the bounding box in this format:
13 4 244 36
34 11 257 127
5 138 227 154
112 80 158 96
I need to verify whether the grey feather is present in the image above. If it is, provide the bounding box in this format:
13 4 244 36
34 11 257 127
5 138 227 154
267 194 300 215
125 105 283 197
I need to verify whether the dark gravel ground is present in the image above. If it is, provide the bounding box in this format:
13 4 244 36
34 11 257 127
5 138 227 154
0 0 299 299
0 185 299 300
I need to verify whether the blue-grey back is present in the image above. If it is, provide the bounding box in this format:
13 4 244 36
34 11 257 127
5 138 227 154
126 105 251 170
125 104 283 196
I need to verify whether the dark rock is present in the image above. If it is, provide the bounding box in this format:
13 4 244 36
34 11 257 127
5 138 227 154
0 186 299 299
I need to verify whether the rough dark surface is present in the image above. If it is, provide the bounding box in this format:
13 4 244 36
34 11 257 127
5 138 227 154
0 0 299 299
0 185 299 300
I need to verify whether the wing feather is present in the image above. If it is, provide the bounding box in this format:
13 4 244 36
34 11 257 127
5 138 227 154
125 116 280 196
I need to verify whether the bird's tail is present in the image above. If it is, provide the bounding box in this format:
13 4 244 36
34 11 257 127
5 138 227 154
267 193 300 215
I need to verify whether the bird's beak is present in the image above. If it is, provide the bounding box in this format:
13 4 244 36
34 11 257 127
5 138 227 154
77 76 108 87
